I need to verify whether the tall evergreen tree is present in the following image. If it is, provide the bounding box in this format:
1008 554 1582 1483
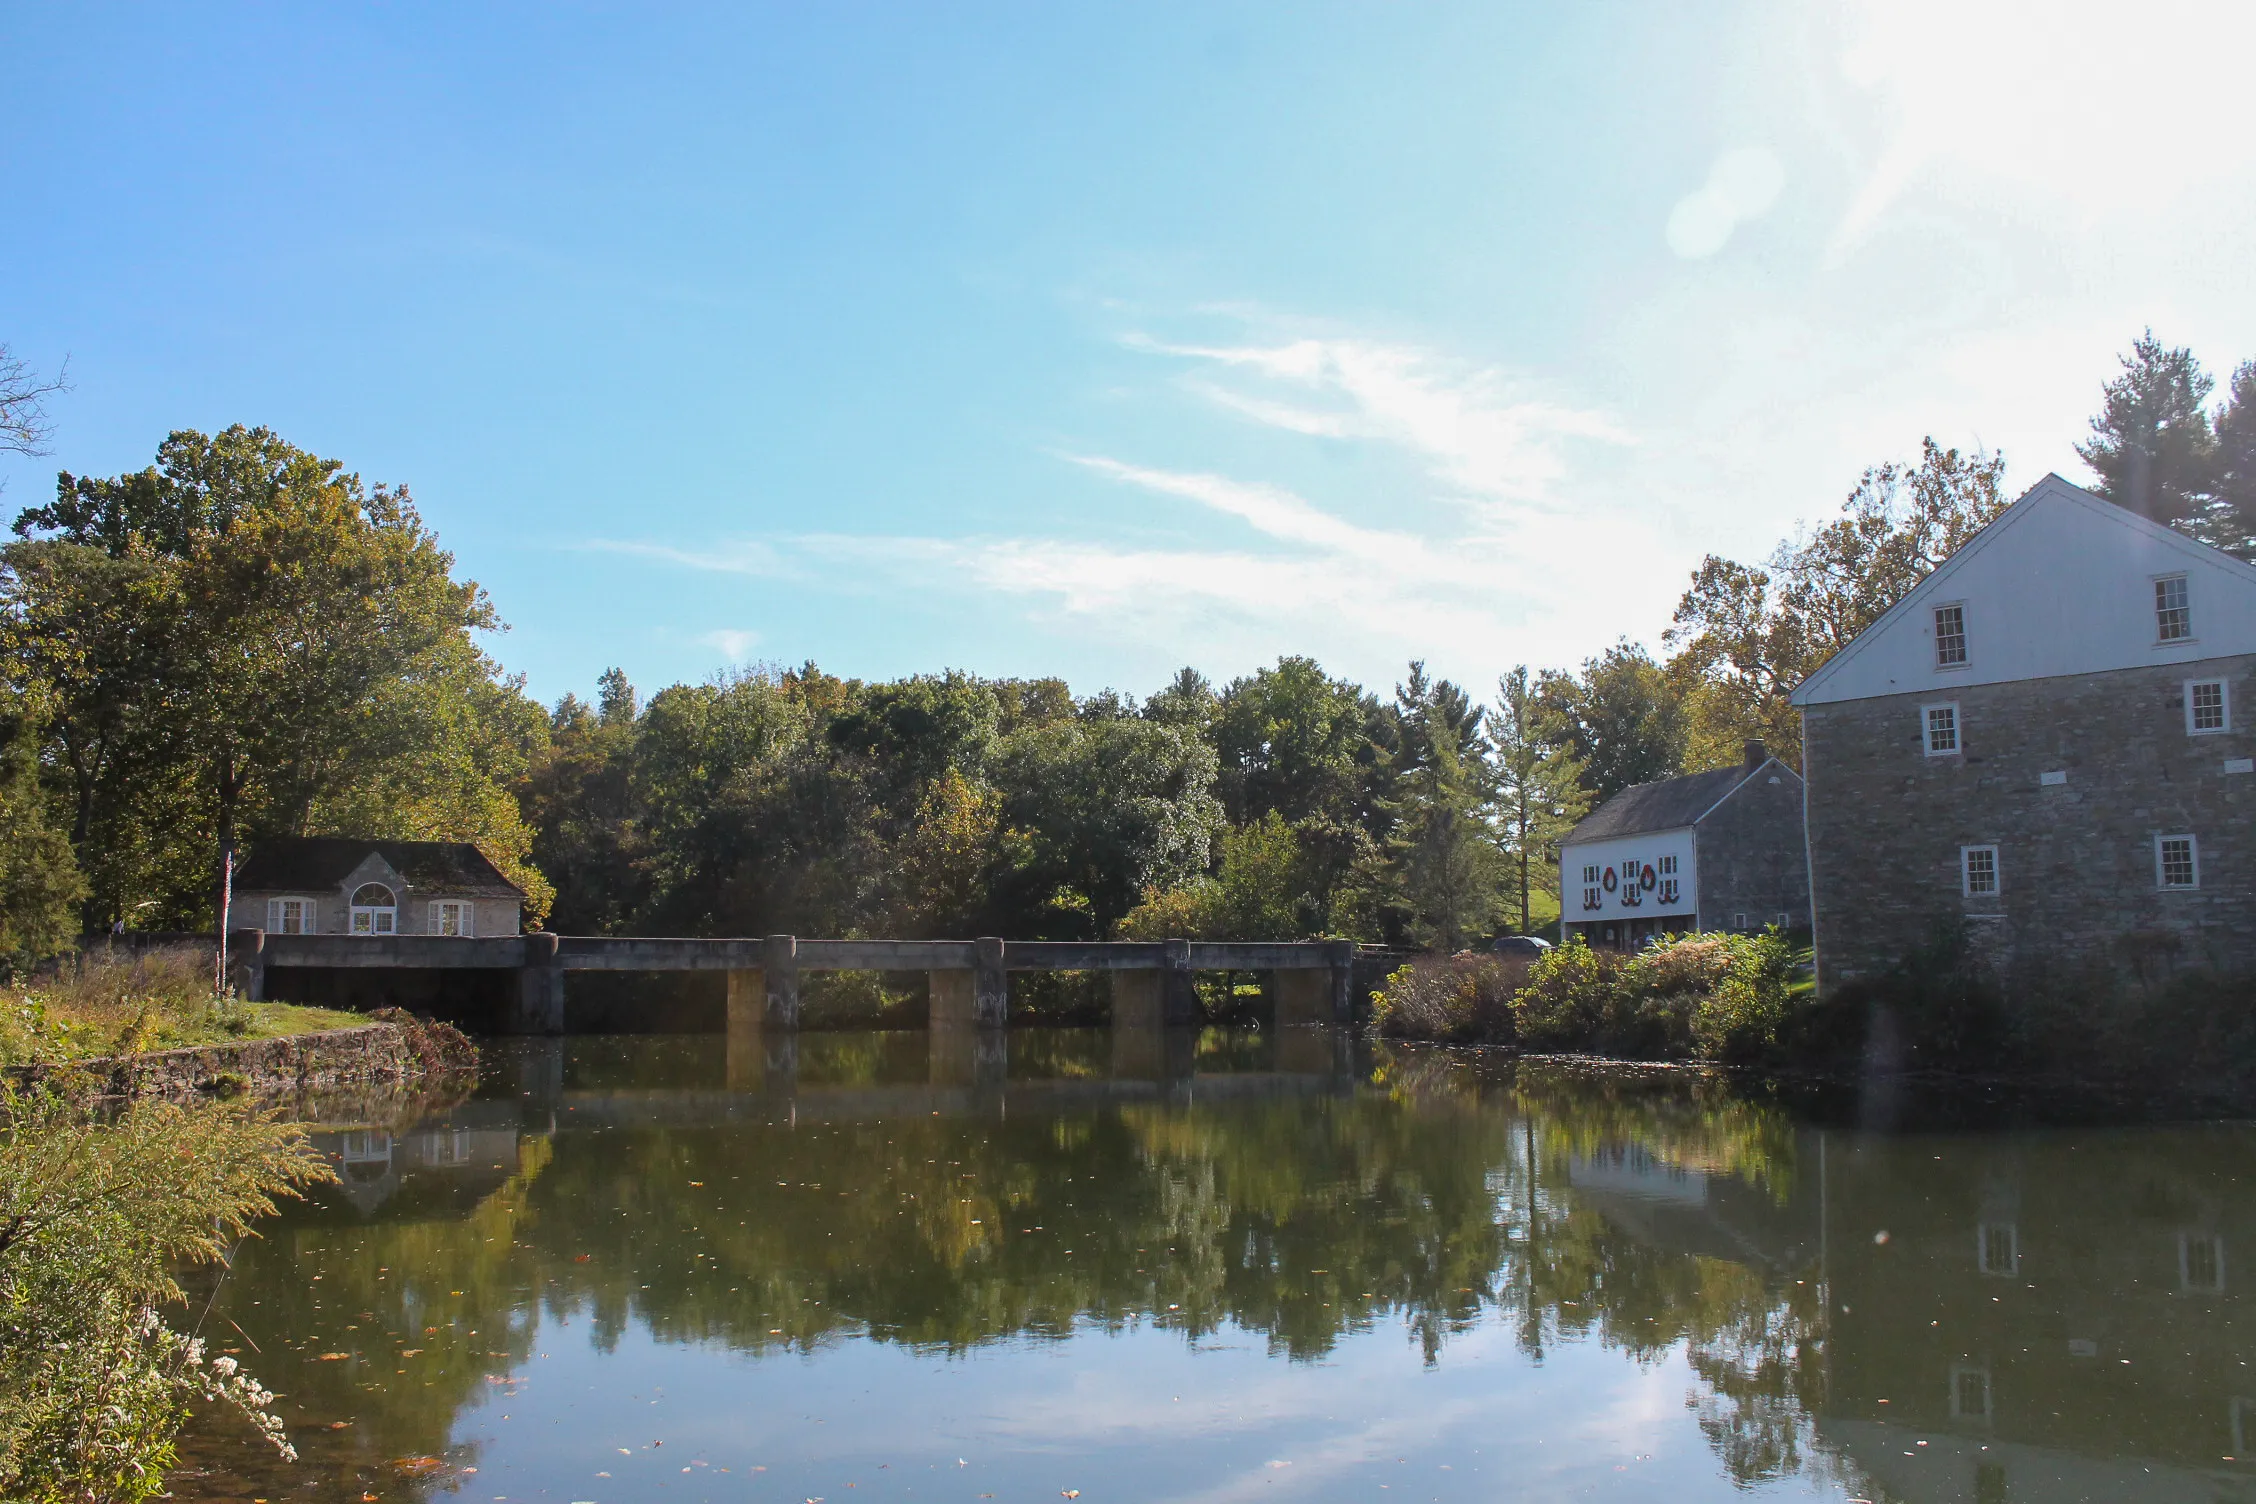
1492 666 1590 935
2077 330 2217 530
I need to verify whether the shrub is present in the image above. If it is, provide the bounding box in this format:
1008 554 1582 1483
1372 953 1529 1043
0 1084 331 1501
1687 931 1799 1066
1513 931 1809 1065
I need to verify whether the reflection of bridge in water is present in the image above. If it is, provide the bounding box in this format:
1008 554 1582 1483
231 931 1362 1035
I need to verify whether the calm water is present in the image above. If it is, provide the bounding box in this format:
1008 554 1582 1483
169 1030 2256 1504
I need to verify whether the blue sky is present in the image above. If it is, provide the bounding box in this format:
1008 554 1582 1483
6 1 2254 706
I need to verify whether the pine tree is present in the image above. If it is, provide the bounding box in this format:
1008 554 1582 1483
1492 667 1591 935
2077 330 2217 530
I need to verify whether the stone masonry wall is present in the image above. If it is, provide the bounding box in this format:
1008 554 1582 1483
1695 767 1812 932
1803 655 2256 984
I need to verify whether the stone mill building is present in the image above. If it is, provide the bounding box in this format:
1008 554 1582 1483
1790 473 2256 986
1558 740 1810 950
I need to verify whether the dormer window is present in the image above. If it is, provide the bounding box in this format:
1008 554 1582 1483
350 883 397 935
1934 603 1968 667
2156 575 2192 642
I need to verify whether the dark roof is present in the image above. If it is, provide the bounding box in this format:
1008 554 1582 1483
234 837 523 898
1564 765 1760 844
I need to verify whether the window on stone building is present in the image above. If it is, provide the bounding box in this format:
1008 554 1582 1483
2187 678 2230 734
1978 1221 2019 1276
2180 1231 2226 1293
2156 574 2192 641
1732 912 1748 930
1924 702 1960 755
1962 845 2000 896
2158 834 2199 889
430 900 474 937
267 896 317 935
1949 1365 1994 1423
1934 603 1968 666
349 883 397 935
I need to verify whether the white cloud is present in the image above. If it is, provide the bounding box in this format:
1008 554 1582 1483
702 628 760 660
1127 331 1631 515
573 537 784 576
1665 148 1785 260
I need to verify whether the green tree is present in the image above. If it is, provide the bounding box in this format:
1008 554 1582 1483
2208 360 2256 559
1536 642 1686 802
9 427 550 926
1664 438 2007 769
2077 330 2216 531
0 707 84 969
1379 664 1501 951
1492 666 1590 935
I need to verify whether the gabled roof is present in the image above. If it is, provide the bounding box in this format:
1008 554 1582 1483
1563 761 1784 845
1790 474 2256 706
234 837 524 898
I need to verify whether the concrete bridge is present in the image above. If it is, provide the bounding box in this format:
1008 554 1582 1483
224 931 1361 1035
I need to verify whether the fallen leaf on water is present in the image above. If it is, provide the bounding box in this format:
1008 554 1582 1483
389 1458 447 1477
1063 1493 1081 1499
575 1253 592 1262
327 1420 353 1430
318 1353 350 1361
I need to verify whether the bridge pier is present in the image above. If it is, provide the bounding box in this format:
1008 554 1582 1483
1108 938 1200 1028
929 937 1009 1029
511 932 566 1034
228 929 267 1002
762 934 800 1028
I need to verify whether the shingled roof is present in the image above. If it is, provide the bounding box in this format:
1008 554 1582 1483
1563 765 1762 845
233 837 523 898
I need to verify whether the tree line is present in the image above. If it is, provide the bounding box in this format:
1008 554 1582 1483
0 331 2242 960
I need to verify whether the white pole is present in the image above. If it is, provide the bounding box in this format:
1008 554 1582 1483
217 849 234 995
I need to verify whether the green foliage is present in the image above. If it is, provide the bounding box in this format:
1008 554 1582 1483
0 946 361 1066
1370 952 1528 1042
1535 642 1686 802
0 711 83 971
1491 666 1588 934
0 1086 330 1501
2076 329 2217 532
1380 933 1805 1065
5 425 552 929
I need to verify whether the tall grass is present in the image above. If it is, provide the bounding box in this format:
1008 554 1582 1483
1 947 360 1067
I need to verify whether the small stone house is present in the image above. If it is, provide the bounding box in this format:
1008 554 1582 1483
1789 473 2256 985
1559 741 1810 950
231 837 524 938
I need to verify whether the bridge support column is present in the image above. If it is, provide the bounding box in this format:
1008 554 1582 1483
1109 938 1200 1030
228 929 267 1002
930 937 1008 1029
930 1025 1007 1087
763 935 800 1029
726 965 766 1037
512 931 565 1035
1272 968 1331 1027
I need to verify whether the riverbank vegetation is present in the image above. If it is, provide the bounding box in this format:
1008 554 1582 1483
2 333 2250 970
1371 931 1802 1066
0 1085 328 1502
0 946 361 1068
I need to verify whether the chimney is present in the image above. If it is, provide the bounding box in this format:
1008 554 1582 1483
1743 738 1766 770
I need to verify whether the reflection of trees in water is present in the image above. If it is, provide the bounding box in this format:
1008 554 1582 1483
176 1059 1846 1501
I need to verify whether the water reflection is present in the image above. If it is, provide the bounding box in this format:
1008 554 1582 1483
168 1033 2256 1504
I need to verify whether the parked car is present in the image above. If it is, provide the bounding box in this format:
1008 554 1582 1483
1491 935 1553 957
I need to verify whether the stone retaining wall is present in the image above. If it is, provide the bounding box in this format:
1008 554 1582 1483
6 1023 421 1098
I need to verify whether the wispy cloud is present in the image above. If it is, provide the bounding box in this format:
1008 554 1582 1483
1127 331 1631 514
702 628 760 660
572 537 785 576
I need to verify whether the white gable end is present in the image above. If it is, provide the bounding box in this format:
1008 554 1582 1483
1791 475 2256 706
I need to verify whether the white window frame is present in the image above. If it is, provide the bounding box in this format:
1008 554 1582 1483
1962 844 2000 897
267 896 320 935
1933 601 1969 668
1923 701 1962 756
2186 678 2230 735
1977 1221 2019 1277
2157 834 2199 890
1948 1364 1993 1424
349 883 398 936
2180 1231 2226 1293
2155 573 2193 643
429 899 475 938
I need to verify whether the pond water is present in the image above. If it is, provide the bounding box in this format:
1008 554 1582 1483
170 1030 2256 1504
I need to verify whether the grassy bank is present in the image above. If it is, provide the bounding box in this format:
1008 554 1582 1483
2 948 362 1068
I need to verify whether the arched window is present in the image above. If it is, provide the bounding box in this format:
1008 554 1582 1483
350 883 397 935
